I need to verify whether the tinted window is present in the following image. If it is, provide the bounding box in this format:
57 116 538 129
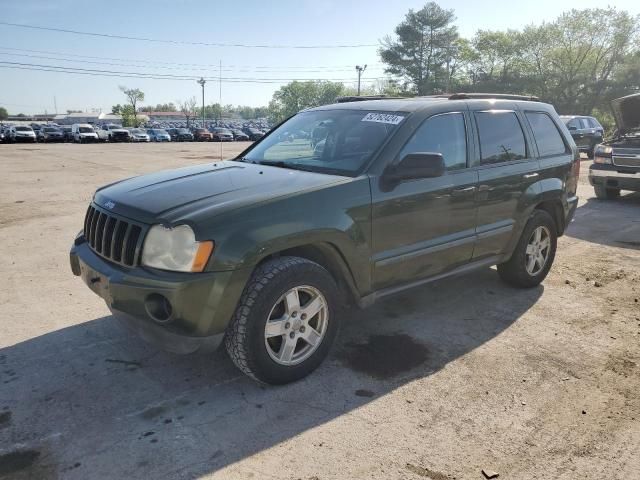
399 112 467 171
475 111 527 164
579 118 590 129
563 118 580 129
525 112 567 157
587 117 601 129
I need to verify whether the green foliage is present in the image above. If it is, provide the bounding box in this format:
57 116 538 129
119 105 137 127
380 2 640 119
119 86 144 124
0 107 7 120
379 2 459 94
139 103 177 112
267 81 346 123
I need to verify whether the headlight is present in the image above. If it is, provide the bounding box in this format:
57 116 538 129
141 224 214 272
593 144 612 164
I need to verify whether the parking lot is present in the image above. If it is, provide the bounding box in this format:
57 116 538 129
0 143 639 479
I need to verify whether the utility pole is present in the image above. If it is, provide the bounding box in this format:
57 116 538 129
197 77 206 126
355 65 367 96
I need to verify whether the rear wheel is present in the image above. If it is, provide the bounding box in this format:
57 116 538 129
225 257 340 384
498 210 557 288
594 185 620 199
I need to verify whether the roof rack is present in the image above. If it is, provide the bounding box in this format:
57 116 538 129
335 95 405 103
441 93 540 101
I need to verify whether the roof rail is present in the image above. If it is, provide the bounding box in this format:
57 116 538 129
335 95 405 103
443 93 540 101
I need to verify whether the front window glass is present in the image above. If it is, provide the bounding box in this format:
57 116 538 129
79 127 93 133
398 112 467 171
16 126 32 132
240 109 406 176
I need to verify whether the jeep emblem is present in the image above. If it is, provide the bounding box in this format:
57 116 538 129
104 200 116 210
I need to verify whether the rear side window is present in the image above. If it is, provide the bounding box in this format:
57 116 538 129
399 112 467 171
525 112 567 157
475 111 527 165
587 117 601 129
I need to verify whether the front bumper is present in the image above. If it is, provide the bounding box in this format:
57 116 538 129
589 164 640 192
70 238 249 353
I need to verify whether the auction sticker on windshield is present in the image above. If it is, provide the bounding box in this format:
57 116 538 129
361 113 405 125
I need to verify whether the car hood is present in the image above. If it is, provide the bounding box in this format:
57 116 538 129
93 161 350 225
611 93 640 133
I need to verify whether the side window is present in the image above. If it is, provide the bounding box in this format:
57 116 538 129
579 118 590 129
587 117 601 129
525 112 568 157
475 111 527 165
398 112 467 171
565 118 579 129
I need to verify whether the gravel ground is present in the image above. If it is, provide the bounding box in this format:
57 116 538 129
0 143 638 480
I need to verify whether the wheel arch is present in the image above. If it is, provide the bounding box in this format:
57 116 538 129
254 242 361 307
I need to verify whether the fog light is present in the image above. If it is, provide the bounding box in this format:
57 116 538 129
144 294 173 323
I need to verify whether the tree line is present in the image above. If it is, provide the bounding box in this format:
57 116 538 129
267 3 639 128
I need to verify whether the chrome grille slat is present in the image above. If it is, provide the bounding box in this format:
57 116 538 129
613 156 640 168
82 205 146 267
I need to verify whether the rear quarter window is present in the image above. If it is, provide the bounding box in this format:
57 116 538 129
475 111 527 165
525 112 568 157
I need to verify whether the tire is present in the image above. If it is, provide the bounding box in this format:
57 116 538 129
225 256 340 385
497 210 557 288
594 185 620 199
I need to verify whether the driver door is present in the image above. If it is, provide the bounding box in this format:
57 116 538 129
371 111 478 291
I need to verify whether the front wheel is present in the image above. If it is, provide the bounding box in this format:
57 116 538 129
225 257 340 385
497 210 557 288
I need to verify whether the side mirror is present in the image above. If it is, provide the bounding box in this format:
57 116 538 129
568 126 577 131
384 152 445 184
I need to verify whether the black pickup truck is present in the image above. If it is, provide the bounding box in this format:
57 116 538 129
589 93 640 199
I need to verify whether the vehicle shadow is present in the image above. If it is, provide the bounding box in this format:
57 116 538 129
566 191 640 250
0 268 542 480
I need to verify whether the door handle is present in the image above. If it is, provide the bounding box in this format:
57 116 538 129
523 173 539 179
451 186 476 196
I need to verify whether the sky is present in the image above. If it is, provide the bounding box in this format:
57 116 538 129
0 0 638 115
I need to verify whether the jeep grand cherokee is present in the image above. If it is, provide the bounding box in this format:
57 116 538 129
70 93 579 384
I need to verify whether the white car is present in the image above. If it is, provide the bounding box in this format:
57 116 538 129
8 125 37 143
128 128 150 142
72 124 99 143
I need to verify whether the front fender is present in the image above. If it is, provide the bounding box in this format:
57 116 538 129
202 178 373 295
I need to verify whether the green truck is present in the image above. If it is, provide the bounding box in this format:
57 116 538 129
71 93 579 384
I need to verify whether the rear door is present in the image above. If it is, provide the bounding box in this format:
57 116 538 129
470 107 541 259
371 110 478 290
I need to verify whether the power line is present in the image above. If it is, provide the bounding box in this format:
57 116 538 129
0 46 385 70
0 51 385 74
0 22 378 49
0 61 388 84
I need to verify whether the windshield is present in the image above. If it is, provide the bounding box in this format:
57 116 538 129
16 126 32 132
79 127 94 133
131 129 144 134
240 109 406 176
178 128 190 133
44 127 58 132
214 128 231 133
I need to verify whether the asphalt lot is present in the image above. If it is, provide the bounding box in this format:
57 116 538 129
0 143 639 480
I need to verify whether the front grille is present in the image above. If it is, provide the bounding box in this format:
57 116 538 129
613 156 640 168
83 205 145 267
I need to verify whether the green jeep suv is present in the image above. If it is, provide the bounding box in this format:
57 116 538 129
70 93 579 384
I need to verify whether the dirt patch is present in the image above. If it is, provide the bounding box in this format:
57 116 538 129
140 405 166 420
339 334 430 379
0 449 40 476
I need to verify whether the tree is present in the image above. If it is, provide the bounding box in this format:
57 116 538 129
179 97 198 127
119 86 144 126
139 103 177 112
380 2 459 95
0 107 7 121
267 81 346 123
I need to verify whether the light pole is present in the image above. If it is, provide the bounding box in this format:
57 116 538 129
355 65 367 96
197 77 206 127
